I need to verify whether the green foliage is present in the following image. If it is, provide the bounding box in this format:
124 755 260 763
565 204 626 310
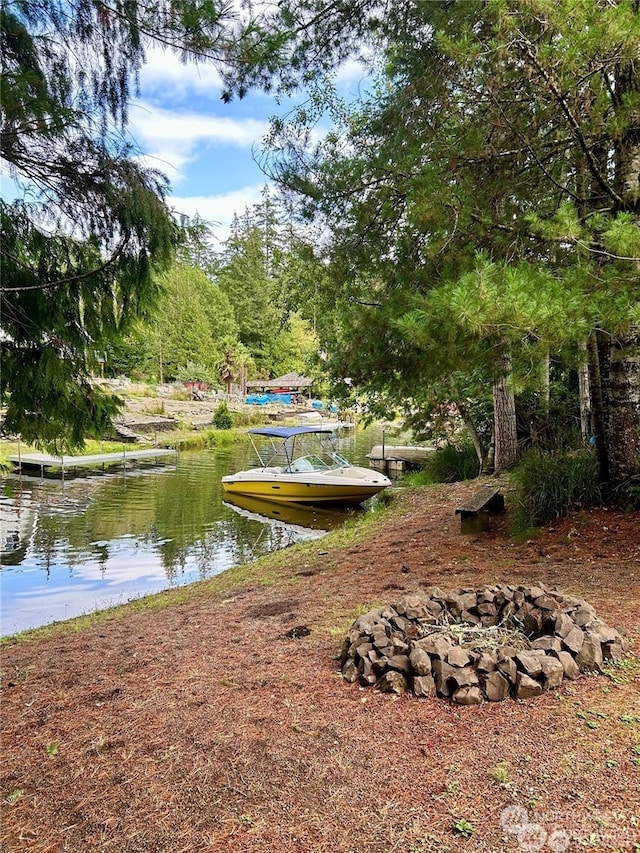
612 475 640 512
452 818 474 838
252 0 640 492
510 449 601 532
0 0 274 446
421 441 480 484
213 402 234 430
214 201 319 381
175 362 218 386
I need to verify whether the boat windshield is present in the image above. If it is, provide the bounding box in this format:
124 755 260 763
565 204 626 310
329 452 351 468
287 455 331 473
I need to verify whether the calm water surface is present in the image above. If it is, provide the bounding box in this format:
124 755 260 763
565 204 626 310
0 427 386 635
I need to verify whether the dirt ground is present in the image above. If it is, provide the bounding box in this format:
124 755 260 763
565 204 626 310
1 483 639 853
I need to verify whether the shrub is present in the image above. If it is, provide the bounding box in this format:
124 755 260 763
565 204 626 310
510 448 601 532
213 402 234 430
420 441 480 484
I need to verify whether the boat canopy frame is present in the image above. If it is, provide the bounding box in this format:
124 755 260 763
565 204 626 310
246 427 349 471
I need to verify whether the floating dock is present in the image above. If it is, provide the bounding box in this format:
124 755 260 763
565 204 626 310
8 448 177 477
367 444 435 475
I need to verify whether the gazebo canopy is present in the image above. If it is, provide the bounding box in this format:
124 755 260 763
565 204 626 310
245 372 313 390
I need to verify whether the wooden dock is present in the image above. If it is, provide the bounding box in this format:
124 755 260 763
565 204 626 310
367 444 435 474
8 448 177 476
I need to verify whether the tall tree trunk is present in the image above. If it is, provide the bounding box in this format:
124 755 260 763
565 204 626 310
540 350 550 414
455 398 487 475
605 328 640 490
493 346 518 473
578 340 591 444
601 16 640 492
587 331 609 485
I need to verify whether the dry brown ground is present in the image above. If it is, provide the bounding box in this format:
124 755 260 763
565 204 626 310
1 483 639 853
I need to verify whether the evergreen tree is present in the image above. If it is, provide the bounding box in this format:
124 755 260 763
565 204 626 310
0 0 268 447
253 0 640 490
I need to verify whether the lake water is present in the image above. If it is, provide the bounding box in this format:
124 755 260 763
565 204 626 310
0 426 388 636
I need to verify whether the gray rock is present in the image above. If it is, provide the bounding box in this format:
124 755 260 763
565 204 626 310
371 626 390 649
377 670 409 694
602 641 624 662
391 615 411 633
432 659 456 697
476 652 497 672
449 667 479 690
513 589 526 607
534 594 560 611
522 606 543 636
342 659 360 683
515 652 544 678
355 640 373 659
387 654 412 674
453 685 483 705
460 609 482 625
553 650 580 680
575 630 603 672
413 674 436 698
497 657 518 683
540 656 565 689
477 588 497 604
372 655 390 674
425 600 444 617
419 634 454 660
531 636 562 653
360 658 377 685
554 612 575 638
497 645 519 660
483 671 510 702
409 647 432 676
498 601 517 624
562 626 585 654
403 595 429 620
391 637 410 654
516 673 543 700
447 646 472 668
446 591 477 616
593 623 622 645
527 585 547 600
573 605 596 627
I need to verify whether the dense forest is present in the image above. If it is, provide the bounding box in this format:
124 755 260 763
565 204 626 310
105 192 320 390
1 0 638 503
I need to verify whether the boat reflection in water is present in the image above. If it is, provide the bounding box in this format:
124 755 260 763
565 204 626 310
223 491 360 541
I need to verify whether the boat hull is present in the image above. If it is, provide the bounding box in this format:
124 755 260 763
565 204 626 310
221 470 389 506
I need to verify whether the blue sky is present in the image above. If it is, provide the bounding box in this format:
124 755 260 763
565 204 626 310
128 47 369 244
0 43 369 247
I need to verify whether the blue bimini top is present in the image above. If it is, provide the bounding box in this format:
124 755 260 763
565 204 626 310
247 426 329 439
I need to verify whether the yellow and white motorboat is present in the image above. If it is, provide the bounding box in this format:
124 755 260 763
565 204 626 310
221 426 391 506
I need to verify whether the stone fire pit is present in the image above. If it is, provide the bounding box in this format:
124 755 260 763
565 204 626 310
340 583 626 704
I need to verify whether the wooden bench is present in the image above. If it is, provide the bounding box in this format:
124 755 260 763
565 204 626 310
455 486 504 533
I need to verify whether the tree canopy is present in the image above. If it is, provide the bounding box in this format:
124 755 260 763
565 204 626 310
256 0 640 491
0 0 267 447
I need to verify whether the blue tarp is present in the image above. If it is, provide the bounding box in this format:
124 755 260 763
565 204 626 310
245 393 294 406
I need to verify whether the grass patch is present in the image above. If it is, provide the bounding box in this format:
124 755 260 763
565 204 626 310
509 448 601 534
406 441 480 485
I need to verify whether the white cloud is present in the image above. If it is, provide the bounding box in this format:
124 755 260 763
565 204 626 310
128 100 270 184
139 46 225 101
169 184 267 241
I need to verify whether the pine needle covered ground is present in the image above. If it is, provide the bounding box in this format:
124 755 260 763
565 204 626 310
2 483 639 852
